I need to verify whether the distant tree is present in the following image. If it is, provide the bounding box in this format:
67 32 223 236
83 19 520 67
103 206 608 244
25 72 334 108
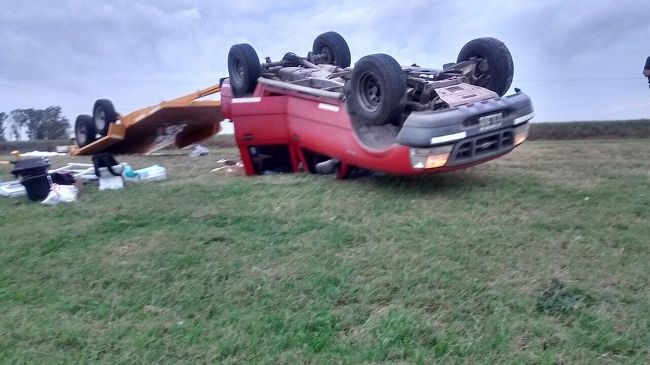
10 109 28 140
0 112 6 142
11 107 69 140
41 107 70 140
23 109 44 140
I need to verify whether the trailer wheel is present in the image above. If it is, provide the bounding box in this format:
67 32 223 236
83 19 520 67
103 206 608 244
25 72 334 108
228 43 261 97
346 54 406 125
312 32 351 68
75 114 96 147
93 99 118 136
457 37 514 96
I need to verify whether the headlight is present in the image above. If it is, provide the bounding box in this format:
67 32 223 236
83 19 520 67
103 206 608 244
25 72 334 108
514 123 529 146
409 145 453 169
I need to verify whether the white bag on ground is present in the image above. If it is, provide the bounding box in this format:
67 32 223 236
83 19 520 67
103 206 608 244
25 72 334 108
42 184 78 205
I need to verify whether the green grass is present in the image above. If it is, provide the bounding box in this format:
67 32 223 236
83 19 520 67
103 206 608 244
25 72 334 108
528 120 650 140
1 141 649 364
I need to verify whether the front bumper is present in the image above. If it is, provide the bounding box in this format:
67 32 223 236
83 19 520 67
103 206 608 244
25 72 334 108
446 124 524 166
396 90 533 145
396 90 533 168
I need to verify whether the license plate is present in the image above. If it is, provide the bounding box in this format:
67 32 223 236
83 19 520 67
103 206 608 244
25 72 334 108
478 113 503 131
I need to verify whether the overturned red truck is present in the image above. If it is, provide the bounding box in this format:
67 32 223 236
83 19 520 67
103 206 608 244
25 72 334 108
221 32 534 178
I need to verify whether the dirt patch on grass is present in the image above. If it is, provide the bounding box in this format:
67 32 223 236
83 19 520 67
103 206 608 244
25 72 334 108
536 279 593 315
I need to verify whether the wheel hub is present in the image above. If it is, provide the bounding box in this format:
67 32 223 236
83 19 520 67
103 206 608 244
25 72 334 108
320 46 332 64
359 72 381 111
471 58 491 86
95 108 106 130
77 125 87 144
234 58 245 79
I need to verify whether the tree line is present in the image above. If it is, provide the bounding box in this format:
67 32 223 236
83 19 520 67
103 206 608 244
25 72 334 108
0 106 70 142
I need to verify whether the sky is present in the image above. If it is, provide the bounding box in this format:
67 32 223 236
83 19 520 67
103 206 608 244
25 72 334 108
1 0 649 137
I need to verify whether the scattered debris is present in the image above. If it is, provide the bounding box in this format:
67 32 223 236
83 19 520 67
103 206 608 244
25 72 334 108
315 159 340 175
97 164 126 191
0 181 26 198
225 163 245 177
42 184 78 205
1 153 169 201
92 153 126 191
2 161 96 199
50 163 97 183
123 164 167 183
20 151 66 157
210 160 245 176
189 144 209 157
50 172 76 186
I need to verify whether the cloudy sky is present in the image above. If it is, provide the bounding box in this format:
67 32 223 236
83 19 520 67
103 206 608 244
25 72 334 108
1 0 649 134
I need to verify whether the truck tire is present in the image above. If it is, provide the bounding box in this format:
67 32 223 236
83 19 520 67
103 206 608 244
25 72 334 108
457 37 514 96
75 114 96 147
93 99 117 136
312 32 351 68
347 54 406 125
228 43 261 97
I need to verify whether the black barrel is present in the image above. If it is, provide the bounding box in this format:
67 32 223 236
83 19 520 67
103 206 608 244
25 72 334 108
11 157 52 201
20 173 52 201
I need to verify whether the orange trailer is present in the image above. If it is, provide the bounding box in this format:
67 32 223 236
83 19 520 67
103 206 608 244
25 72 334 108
72 85 223 155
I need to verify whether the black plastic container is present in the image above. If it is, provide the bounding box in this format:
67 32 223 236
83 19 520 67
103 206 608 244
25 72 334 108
11 157 52 201
11 157 51 178
20 174 52 201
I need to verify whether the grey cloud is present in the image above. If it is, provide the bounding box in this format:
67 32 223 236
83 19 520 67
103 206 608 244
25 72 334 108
0 0 649 127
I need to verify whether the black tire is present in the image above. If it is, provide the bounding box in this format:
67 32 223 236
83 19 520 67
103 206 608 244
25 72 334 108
228 43 261 97
457 37 514 96
75 114 96 147
93 99 117 136
282 52 301 67
346 54 406 125
312 31 351 68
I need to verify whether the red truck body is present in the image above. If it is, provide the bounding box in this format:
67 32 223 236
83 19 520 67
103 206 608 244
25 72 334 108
221 79 527 178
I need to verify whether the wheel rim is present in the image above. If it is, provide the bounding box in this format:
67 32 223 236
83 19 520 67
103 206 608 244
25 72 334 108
319 46 333 64
470 58 491 87
95 107 106 131
358 72 382 112
77 124 87 145
233 57 245 82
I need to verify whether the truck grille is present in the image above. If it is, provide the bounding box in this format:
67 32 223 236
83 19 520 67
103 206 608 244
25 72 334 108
448 128 514 166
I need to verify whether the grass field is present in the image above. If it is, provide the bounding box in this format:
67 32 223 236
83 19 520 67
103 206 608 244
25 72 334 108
1 140 649 364
1 119 649 155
